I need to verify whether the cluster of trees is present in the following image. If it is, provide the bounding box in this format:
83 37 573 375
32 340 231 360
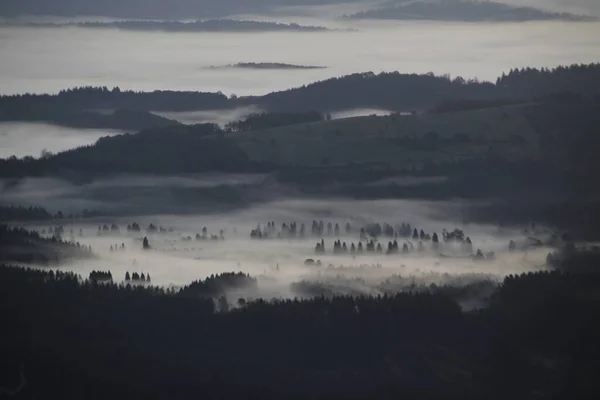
1 263 598 398
0 225 93 265
0 205 52 221
125 271 151 283
89 270 113 283
224 111 324 132
497 63 600 99
252 220 357 240
179 272 257 299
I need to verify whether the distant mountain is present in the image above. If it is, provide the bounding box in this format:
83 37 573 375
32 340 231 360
9 19 329 33
212 62 327 70
347 0 596 22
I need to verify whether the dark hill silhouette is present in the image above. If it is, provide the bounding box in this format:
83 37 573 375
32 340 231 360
0 124 251 176
347 0 595 22
0 107 180 131
253 71 497 112
254 63 600 112
1 64 599 116
214 62 327 70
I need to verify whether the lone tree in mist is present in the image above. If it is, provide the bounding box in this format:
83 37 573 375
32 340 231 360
142 237 150 250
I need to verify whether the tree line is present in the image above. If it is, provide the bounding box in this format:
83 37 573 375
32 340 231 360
2 63 598 116
0 205 53 221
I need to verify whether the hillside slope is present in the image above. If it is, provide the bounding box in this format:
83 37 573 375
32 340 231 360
228 103 546 170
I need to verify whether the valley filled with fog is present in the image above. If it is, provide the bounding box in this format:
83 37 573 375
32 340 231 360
21 197 552 302
1 17 599 96
0 122 124 158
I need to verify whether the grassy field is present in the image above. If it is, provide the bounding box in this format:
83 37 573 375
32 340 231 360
227 103 547 171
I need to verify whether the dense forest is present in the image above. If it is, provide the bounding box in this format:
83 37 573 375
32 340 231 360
1 259 598 399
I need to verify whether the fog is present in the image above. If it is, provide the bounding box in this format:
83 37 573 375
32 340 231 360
14 195 551 307
152 105 263 126
1 18 599 96
0 122 124 158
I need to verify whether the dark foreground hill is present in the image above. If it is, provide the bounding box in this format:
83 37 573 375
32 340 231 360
1 262 599 399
